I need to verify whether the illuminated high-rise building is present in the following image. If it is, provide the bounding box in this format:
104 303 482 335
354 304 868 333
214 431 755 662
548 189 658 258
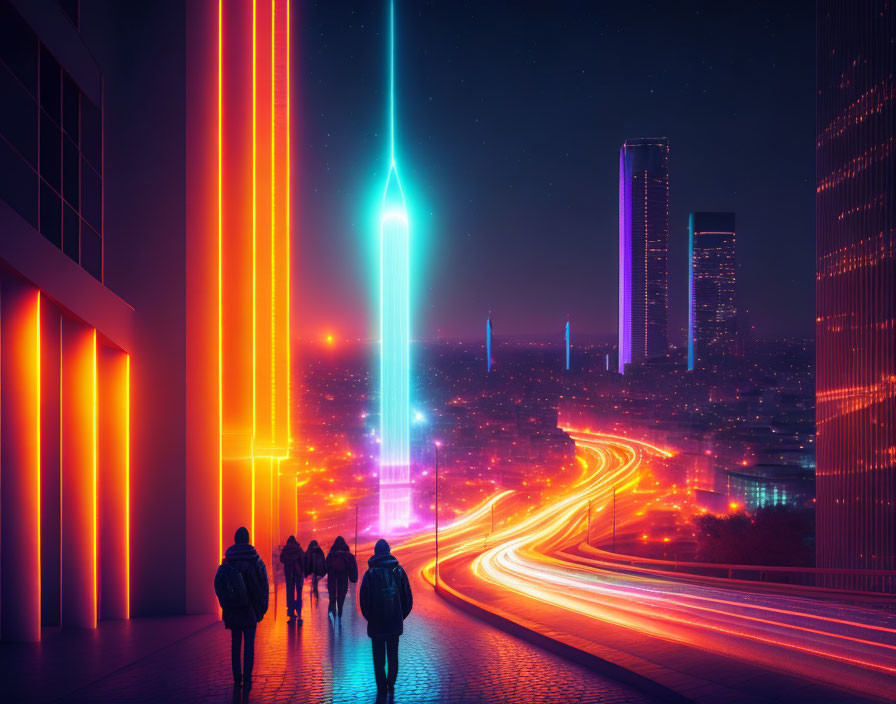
618 138 669 374
688 212 737 371
564 320 570 371
816 0 895 589
379 0 411 532
486 315 493 372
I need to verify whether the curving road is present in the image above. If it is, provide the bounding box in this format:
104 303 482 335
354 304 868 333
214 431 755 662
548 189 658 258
407 430 896 703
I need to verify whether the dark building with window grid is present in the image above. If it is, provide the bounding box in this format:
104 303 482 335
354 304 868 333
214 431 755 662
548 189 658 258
1 0 102 279
816 0 895 591
688 212 737 371
618 137 669 373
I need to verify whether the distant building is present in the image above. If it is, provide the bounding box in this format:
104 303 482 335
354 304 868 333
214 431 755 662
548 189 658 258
564 320 570 371
816 0 895 588
726 465 815 512
486 316 493 372
688 212 737 371
618 138 669 373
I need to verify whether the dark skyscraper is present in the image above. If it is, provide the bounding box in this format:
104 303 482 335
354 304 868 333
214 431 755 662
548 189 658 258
816 0 895 588
618 138 669 373
688 212 737 371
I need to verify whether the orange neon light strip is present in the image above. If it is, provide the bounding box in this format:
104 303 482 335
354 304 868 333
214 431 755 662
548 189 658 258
35 292 42 633
285 0 292 448
251 0 258 542
125 354 131 618
217 0 224 561
92 329 98 626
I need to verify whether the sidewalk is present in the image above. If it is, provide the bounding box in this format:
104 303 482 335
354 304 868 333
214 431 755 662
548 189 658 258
0 614 218 703
2 570 658 704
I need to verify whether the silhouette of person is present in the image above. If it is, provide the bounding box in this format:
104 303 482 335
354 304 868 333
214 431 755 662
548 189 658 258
304 539 327 597
359 539 413 693
279 535 305 623
326 536 359 619
215 526 269 690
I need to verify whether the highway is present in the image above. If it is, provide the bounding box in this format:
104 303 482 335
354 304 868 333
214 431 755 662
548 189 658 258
398 430 896 703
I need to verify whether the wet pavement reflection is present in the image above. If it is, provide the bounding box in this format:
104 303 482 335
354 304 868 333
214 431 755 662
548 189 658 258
60 560 658 704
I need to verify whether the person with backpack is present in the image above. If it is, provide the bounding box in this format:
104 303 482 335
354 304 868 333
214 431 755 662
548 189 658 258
325 535 358 619
214 526 269 690
304 539 327 598
279 536 305 623
359 539 413 693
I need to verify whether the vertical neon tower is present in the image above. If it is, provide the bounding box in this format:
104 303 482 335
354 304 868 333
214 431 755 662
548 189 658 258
486 316 493 372
379 0 411 533
564 320 570 371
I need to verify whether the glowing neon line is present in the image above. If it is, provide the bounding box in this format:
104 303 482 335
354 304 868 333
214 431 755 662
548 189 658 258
389 0 395 165
271 0 277 447
125 354 130 617
217 0 223 562
285 0 291 449
251 0 257 543
92 329 98 627
35 293 41 633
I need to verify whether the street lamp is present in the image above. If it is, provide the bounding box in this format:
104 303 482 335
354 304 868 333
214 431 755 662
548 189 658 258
434 440 442 587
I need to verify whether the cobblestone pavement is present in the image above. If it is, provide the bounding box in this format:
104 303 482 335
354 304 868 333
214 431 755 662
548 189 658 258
61 564 659 704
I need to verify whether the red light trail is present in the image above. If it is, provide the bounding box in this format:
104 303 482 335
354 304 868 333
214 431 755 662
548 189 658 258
399 429 896 700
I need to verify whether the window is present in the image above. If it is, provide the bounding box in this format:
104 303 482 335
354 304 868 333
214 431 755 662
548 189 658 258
0 0 102 281
0 135 38 228
0 62 37 166
63 202 79 261
59 0 78 30
40 179 61 247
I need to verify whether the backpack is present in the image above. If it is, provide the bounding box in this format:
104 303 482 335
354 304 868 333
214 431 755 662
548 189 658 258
214 562 249 610
244 558 269 621
330 552 347 575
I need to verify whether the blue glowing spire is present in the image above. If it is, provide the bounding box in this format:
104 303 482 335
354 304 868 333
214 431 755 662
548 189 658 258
379 0 411 533
487 315 493 372
565 319 570 371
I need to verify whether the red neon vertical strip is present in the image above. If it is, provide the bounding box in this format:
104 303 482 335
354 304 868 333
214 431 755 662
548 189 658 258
1 281 42 641
98 344 129 620
60 316 97 629
217 0 224 563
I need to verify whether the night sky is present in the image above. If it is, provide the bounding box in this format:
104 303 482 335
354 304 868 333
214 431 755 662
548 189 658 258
296 0 815 343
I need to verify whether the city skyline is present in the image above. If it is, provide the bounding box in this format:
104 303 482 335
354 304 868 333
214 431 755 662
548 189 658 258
296 1 815 342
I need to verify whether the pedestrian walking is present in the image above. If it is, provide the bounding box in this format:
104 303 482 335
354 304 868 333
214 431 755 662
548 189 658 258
326 535 359 619
359 539 413 693
279 535 305 623
304 539 327 597
214 526 269 691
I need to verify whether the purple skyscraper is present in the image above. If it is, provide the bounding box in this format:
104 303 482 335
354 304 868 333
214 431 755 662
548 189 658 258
618 138 670 373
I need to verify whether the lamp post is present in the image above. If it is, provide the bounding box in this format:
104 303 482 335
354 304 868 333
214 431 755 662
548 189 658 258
612 486 616 552
434 440 442 587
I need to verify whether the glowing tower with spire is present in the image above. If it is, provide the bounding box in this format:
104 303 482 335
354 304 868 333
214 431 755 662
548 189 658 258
379 0 411 533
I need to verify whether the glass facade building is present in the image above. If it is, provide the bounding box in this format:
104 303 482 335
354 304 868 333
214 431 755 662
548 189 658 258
0 0 103 280
618 138 669 373
688 212 737 371
816 0 895 589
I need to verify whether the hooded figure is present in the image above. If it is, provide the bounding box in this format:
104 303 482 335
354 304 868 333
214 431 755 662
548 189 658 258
359 539 413 692
214 527 269 690
304 539 327 596
279 536 305 621
326 536 359 618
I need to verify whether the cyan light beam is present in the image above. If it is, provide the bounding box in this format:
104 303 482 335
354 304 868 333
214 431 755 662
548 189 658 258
379 0 411 532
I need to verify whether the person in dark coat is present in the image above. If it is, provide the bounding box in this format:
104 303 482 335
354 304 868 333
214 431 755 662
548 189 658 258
279 536 305 623
325 536 359 619
359 539 413 693
215 526 269 690
304 539 327 597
